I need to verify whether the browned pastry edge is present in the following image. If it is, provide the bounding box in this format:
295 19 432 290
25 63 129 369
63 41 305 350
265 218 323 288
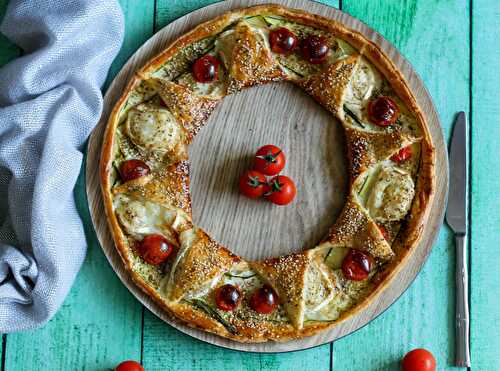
100 4 435 343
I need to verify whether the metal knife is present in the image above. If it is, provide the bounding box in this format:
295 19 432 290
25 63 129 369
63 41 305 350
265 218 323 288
445 111 471 367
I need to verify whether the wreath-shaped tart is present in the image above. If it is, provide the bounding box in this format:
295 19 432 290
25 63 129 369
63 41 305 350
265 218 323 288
100 4 435 343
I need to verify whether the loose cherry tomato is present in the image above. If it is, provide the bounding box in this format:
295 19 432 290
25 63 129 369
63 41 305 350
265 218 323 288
192 55 220 83
341 249 374 281
250 285 279 314
301 35 329 64
239 170 267 199
137 234 174 265
120 159 150 182
115 360 144 371
402 348 436 371
368 96 400 126
269 27 298 54
264 175 296 205
215 284 242 311
254 144 286 176
377 225 390 240
390 146 412 163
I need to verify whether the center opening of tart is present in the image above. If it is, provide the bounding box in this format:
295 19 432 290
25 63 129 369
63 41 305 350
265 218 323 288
189 82 348 260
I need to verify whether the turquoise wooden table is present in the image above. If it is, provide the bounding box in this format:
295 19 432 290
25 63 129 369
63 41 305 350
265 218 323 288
0 0 498 370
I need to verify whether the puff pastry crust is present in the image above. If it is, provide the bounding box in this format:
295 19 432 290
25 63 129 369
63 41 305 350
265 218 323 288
100 5 435 343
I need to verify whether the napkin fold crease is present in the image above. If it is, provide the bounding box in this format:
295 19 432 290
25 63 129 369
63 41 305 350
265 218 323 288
0 0 124 332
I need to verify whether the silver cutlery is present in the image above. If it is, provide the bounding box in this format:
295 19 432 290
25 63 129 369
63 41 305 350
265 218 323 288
445 111 471 367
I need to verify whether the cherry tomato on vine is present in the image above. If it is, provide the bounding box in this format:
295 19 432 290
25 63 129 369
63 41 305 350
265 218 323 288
192 55 221 83
137 234 174 265
250 285 279 314
390 146 412 163
120 159 150 182
115 360 144 371
269 27 298 54
264 175 296 205
341 249 374 281
402 348 436 371
368 96 400 126
239 170 267 199
254 145 286 176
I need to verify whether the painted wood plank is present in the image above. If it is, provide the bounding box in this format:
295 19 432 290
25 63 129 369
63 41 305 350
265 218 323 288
2 1 155 370
141 1 334 369
0 0 21 67
333 0 469 370
106 0 156 89
470 0 500 369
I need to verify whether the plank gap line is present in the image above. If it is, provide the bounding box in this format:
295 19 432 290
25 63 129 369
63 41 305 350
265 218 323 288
467 1 473 369
153 0 158 33
1 334 6 371
140 306 145 364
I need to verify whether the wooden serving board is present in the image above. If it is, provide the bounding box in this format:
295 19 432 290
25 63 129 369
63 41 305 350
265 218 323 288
86 0 448 353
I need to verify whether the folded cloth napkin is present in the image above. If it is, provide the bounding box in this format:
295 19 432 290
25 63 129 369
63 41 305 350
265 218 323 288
0 0 124 331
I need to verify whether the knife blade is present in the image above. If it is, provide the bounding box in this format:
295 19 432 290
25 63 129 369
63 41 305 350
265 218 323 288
446 111 468 233
446 111 471 367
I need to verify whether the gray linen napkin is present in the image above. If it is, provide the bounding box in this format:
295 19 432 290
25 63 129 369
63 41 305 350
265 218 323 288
0 0 124 331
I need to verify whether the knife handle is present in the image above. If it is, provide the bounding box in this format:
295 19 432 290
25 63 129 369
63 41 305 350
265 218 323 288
455 233 471 367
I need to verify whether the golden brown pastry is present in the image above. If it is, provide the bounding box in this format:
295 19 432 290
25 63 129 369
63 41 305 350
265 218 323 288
100 5 435 343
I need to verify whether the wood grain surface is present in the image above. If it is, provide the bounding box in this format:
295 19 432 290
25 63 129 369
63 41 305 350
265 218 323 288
85 0 447 353
470 1 500 369
190 82 348 261
2 0 494 369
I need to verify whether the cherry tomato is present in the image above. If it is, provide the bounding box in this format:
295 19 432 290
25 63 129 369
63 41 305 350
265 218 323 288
402 348 436 371
377 225 390 240
368 96 400 126
239 170 267 199
120 159 150 182
269 27 298 54
115 360 144 371
137 234 174 265
264 175 296 205
341 249 374 281
254 144 286 176
390 146 412 163
250 285 279 314
215 284 242 311
301 35 329 64
192 55 220 83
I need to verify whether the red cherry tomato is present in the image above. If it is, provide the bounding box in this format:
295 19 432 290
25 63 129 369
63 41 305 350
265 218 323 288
254 144 286 176
368 96 400 126
301 35 329 64
390 146 412 163
239 170 267 199
137 234 174 265
192 55 220 83
264 175 296 205
250 285 279 314
341 249 374 281
215 284 242 311
120 159 150 182
402 348 436 371
115 360 144 371
269 27 298 54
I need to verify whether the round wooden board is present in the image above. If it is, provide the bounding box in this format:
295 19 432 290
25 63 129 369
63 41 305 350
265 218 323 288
86 0 448 353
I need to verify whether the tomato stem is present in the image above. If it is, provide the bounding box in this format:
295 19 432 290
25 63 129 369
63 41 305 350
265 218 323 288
256 149 282 164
